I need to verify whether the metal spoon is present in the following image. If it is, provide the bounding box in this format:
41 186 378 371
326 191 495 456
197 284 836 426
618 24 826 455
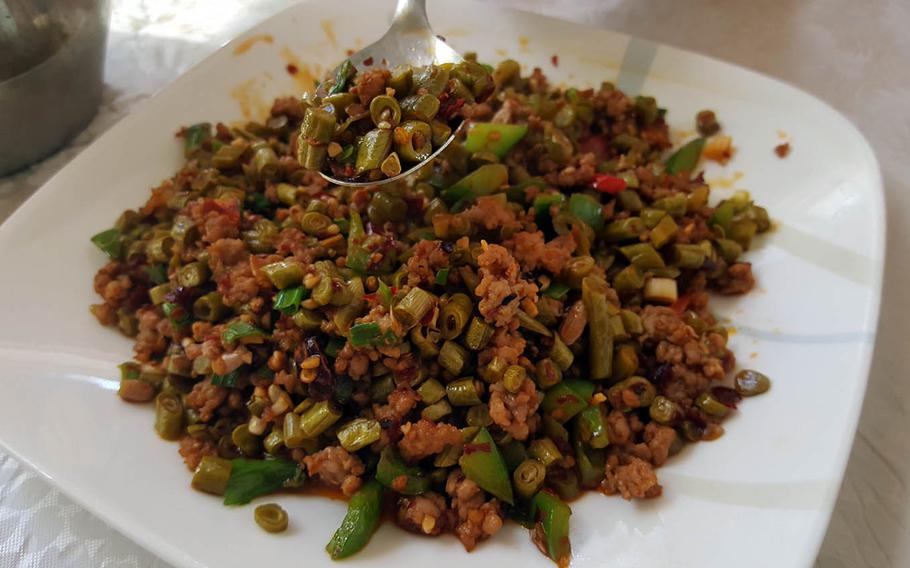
316 0 464 187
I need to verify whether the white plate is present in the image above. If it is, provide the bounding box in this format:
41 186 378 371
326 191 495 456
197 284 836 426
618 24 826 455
0 1 884 567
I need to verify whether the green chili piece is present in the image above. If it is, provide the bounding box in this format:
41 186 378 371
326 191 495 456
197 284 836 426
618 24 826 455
192 455 232 495
91 229 123 260
326 480 383 559
183 122 211 156
459 427 514 504
665 137 705 174
576 405 610 449
574 436 606 488
568 193 604 231
541 380 593 423
376 447 430 495
255 503 288 533
464 123 528 158
155 392 184 440
531 490 572 565
273 286 307 314
443 163 509 203
393 286 436 329
446 378 483 406
327 59 355 95
336 418 382 452
542 282 571 300
223 458 301 506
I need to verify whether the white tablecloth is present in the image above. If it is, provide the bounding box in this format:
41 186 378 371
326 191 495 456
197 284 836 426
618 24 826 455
1 0 908 566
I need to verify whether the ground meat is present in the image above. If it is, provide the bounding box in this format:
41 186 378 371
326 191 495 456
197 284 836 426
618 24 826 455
270 96 306 121
373 386 420 423
395 493 452 536
606 410 632 445
206 239 262 307
488 379 540 441
187 198 241 243
185 379 228 422
90 302 117 326
398 419 462 463
460 101 493 120
134 306 167 362
603 457 662 500
545 152 598 187
178 435 216 471
675 216 714 244
644 423 676 467
350 68 390 105
93 262 133 306
461 196 521 233
303 446 365 496
446 469 504 551
641 306 729 399
404 240 451 288
714 262 755 295
474 243 539 328
506 231 576 274
478 326 527 367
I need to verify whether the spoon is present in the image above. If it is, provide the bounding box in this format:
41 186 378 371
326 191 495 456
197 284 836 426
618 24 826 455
316 0 464 187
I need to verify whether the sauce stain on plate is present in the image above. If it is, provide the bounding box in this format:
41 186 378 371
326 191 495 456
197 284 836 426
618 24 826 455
518 35 530 53
233 34 274 56
281 47 322 93
230 76 272 120
708 170 744 189
320 20 338 48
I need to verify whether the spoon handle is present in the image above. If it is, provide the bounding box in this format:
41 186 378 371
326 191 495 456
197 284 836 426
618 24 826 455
390 0 430 34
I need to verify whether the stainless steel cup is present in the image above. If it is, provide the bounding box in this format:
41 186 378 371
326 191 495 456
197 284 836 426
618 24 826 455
0 0 111 176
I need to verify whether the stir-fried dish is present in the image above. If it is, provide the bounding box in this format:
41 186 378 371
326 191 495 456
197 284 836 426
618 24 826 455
298 61 492 182
89 55 771 565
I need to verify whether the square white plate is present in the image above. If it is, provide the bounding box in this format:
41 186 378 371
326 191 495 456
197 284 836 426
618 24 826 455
0 1 884 567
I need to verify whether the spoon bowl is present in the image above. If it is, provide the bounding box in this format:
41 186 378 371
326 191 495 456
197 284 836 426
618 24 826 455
316 0 465 187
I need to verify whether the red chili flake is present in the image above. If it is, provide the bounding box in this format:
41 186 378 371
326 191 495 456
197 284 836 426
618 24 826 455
363 56 374 66
551 54 559 67
592 173 627 194
711 386 742 409
555 394 580 404
669 294 692 315
774 142 791 158
463 443 491 456
285 63 298 75
346 49 355 56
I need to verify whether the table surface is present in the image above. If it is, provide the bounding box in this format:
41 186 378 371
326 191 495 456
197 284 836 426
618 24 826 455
1 0 908 566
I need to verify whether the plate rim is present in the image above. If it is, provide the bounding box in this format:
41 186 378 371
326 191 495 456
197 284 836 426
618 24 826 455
0 1 886 566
